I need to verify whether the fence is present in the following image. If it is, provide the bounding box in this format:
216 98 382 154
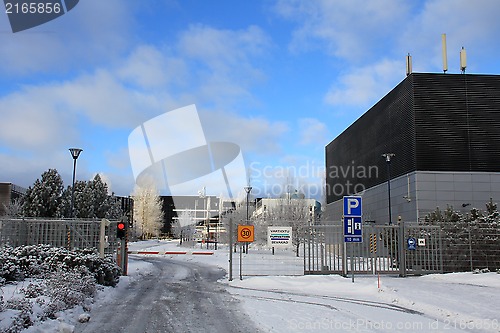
0 218 121 255
231 220 305 277
437 219 500 272
304 223 443 276
231 221 444 277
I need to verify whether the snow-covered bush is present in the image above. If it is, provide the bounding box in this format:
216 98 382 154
4 297 34 330
0 245 121 333
20 283 44 299
42 268 98 319
0 245 121 286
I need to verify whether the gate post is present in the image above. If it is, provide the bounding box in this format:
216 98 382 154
398 218 406 277
342 242 348 277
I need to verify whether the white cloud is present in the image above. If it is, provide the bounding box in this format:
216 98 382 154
176 24 271 109
199 109 289 156
179 24 271 69
298 118 329 146
273 0 412 61
324 59 402 109
117 45 188 89
0 0 136 76
0 89 77 149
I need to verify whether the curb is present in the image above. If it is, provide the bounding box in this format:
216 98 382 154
128 251 214 255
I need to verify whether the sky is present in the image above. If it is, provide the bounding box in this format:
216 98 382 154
1 0 500 199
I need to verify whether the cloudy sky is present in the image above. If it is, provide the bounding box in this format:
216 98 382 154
1 0 500 199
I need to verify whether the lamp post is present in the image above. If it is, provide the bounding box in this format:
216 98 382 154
382 153 395 225
198 187 208 248
244 185 252 254
69 148 83 218
244 185 252 222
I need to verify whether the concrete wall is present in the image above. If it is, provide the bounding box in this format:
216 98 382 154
324 171 500 224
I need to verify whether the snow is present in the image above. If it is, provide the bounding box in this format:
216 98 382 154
127 240 500 333
4 240 499 332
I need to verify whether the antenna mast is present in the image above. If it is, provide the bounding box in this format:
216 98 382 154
406 53 412 76
460 47 467 73
441 34 448 73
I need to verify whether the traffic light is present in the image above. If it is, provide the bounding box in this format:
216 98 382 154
117 221 127 239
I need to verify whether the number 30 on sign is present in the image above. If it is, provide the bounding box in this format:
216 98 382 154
237 225 255 242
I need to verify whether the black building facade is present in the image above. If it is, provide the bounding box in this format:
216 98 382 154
325 73 500 222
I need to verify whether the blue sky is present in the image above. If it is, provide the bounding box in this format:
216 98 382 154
1 0 500 200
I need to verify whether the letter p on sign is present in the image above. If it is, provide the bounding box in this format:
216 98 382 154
343 196 362 216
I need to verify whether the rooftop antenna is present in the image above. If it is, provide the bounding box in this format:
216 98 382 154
460 46 467 73
406 53 412 76
441 33 448 73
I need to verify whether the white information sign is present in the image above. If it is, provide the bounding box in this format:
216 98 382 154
267 227 292 247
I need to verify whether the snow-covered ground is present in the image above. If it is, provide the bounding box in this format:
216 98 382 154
128 240 500 333
5 239 499 332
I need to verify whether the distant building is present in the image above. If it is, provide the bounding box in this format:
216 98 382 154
160 195 235 236
324 73 500 223
0 183 26 216
253 193 321 223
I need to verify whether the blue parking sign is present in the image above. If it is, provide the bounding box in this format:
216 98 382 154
343 196 362 243
343 196 362 216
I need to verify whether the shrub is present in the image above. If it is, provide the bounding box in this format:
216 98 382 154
0 245 121 286
5 297 33 330
42 268 98 319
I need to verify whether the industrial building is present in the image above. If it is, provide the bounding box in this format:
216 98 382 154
324 73 500 223
0 183 26 216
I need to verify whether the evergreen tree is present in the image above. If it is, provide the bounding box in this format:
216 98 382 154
423 202 500 271
106 193 125 220
90 174 110 218
23 169 64 217
61 174 113 218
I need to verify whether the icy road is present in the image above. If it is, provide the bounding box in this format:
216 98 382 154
75 257 261 333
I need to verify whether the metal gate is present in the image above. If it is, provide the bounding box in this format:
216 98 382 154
303 224 442 276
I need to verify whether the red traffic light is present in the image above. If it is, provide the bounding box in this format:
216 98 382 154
117 222 127 239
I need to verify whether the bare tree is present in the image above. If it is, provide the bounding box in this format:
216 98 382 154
259 197 313 256
2 198 23 217
132 184 164 239
172 210 196 245
220 198 248 251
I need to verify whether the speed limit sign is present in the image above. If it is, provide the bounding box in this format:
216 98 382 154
237 225 254 242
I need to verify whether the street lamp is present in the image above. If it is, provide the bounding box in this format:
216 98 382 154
382 153 395 225
244 185 252 254
69 148 83 218
244 185 252 222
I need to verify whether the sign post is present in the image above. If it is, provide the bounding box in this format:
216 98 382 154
237 225 254 280
343 196 362 282
228 218 233 281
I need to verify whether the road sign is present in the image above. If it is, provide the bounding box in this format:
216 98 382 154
267 227 292 247
418 238 426 246
237 225 254 242
343 217 363 242
407 237 417 250
343 196 363 242
343 196 362 216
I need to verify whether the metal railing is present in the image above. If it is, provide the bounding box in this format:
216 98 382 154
0 218 120 254
303 223 443 276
